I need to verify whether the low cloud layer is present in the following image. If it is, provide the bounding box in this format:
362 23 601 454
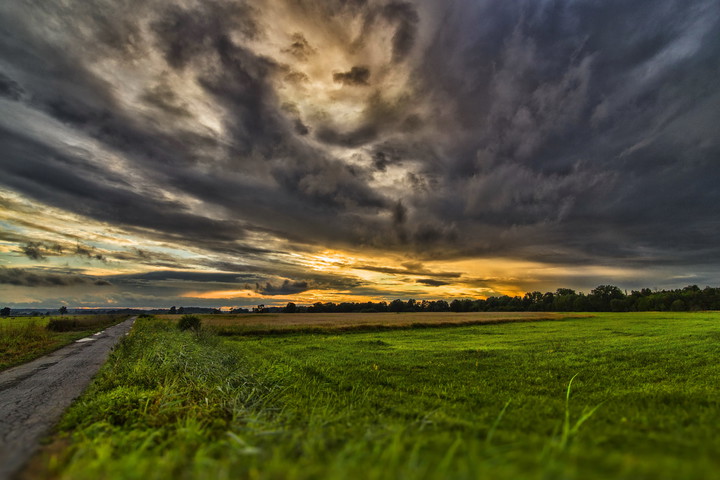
1 0 719 307
0 268 111 288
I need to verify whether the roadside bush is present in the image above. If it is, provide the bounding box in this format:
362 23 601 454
177 315 201 331
46 318 82 332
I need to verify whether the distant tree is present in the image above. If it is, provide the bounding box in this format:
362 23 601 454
635 296 654 311
178 307 185 314
449 299 462 312
542 292 554 310
553 289 577 311
1 307 10 317
589 285 624 311
670 299 686 312
610 298 629 312
430 300 450 312
523 291 544 310
59 306 68 315
572 295 590 311
254 304 266 313
212 308 221 314
169 306 177 314
283 302 297 313
389 299 405 312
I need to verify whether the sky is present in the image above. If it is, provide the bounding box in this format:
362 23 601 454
1 0 719 309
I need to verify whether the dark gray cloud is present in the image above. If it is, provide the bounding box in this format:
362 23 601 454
382 2 419 62
0 268 111 287
283 33 316 61
0 72 24 100
140 79 191 117
1 0 719 308
257 280 310 296
416 279 450 287
109 270 260 287
355 264 462 279
333 66 371 86
19 242 63 261
151 1 258 70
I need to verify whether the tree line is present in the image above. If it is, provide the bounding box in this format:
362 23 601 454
4 285 719 318
278 285 720 313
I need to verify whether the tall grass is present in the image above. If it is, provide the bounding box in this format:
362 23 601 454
1 320 50 345
0 315 126 370
51 320 283 480
0 320 52 369
46 315 124 332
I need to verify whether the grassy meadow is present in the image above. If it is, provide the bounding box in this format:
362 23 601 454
0 315 127 371
30 312 720 479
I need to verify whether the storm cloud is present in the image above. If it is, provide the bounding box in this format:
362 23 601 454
1 0 719 307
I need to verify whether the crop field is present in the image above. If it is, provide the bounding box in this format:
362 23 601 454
156 311 586 334
29 312 720 479
0 315 127 370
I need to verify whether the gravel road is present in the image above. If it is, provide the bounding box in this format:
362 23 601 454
0 317 135 480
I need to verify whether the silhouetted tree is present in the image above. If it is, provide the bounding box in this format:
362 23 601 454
169 306 177 314
389 299 405 312
523 291 544 310
1 307 10 317
553 289 578 311
59 306 68 315
589 285 624 311
283 302 297 313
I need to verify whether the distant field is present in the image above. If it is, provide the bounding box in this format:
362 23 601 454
0 315 127 370
156 311 587 334
32 311 720 480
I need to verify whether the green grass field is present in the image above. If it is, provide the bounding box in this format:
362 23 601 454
33 312 720 479
0 315 127 371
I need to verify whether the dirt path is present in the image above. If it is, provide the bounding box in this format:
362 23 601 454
0 317 135 480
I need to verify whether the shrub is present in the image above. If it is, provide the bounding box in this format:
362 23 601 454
177 315 201 331
46 318 82 332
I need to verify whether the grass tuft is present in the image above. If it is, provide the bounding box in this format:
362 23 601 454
177 315 202 332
